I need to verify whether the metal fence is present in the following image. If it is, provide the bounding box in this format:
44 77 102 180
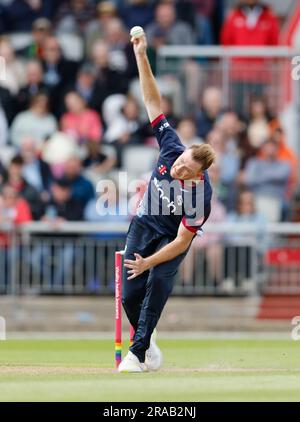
1 222 300 296
156 46 300 155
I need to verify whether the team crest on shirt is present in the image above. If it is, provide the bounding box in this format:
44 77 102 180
158 164 168 175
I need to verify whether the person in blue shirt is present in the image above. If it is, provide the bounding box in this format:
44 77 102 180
118 31 215 373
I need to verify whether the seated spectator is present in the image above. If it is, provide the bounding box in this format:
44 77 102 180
41 36 79 116
67 63 103 115
83 142 116 186
63 155 95 208
146 1 195 49
0 184 32 288
103 17 137 79
20 137 53 198
43 177 84 222
17 18 52 59
190 0 222 43
90 40 129 106
176 117 203 148
3 0 55 32
17 60 47 112
213 114 242 210
85 1 118 55
10 92 58 149
55 0 96 36
0 184 32 227
224 189 267 293
266 122 299 201
242 139 291 221
3 155 45 220
39 177 84 287
0 37 26 95
247 96 272 149
104 95 143 167
61 91 103 145
176 0 213 44
196 87 223 139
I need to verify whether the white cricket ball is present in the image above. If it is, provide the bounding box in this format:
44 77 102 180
130 26 144 38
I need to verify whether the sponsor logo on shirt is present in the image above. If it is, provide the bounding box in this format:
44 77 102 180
158 122 170 132
158 165 168 176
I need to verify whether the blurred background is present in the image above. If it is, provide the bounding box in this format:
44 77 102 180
0 0 300 335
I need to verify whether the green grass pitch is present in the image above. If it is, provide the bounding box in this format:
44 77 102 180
0 338 300 402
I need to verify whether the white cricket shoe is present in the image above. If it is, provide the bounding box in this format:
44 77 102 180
118 351 148 373
145 329 163 371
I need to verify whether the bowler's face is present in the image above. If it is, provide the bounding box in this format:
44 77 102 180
170 150 202 180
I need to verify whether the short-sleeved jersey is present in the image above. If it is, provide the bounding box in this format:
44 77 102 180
136 114 212 237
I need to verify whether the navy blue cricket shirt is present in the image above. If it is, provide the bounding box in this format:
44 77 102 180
136 114 212 237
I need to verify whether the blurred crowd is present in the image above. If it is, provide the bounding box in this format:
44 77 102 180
0 0 297 233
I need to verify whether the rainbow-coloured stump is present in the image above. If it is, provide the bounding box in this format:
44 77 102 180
115 251 135 368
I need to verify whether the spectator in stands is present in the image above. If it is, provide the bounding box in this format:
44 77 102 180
40 177 84 287
90 40 129 106
121 0 154 31
224 189 267 293
0 184 32 226
55 0 95 36
221 0 280 115
175 0 213 45
63 155 95 208
196 87 223 139
43 177 84 222
41 36 79 116
3 155 45 220
182 162 226 286
83 142 117 186
85 1 118 55
176 117 203 148
20 137 53 198
215 112 243 210
61 91 103 145
146 1 195 49
247 96 272 149
17 60 47 112
18 18 52 59
103 18 137 79
0 184 32 288
266 122 299 201
0 37 26 95
207 128 240 211
3 0 55 32
242 139 291 221
104 95 143 167
190 0 224 43
10 92 58 148
68 63 103 115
